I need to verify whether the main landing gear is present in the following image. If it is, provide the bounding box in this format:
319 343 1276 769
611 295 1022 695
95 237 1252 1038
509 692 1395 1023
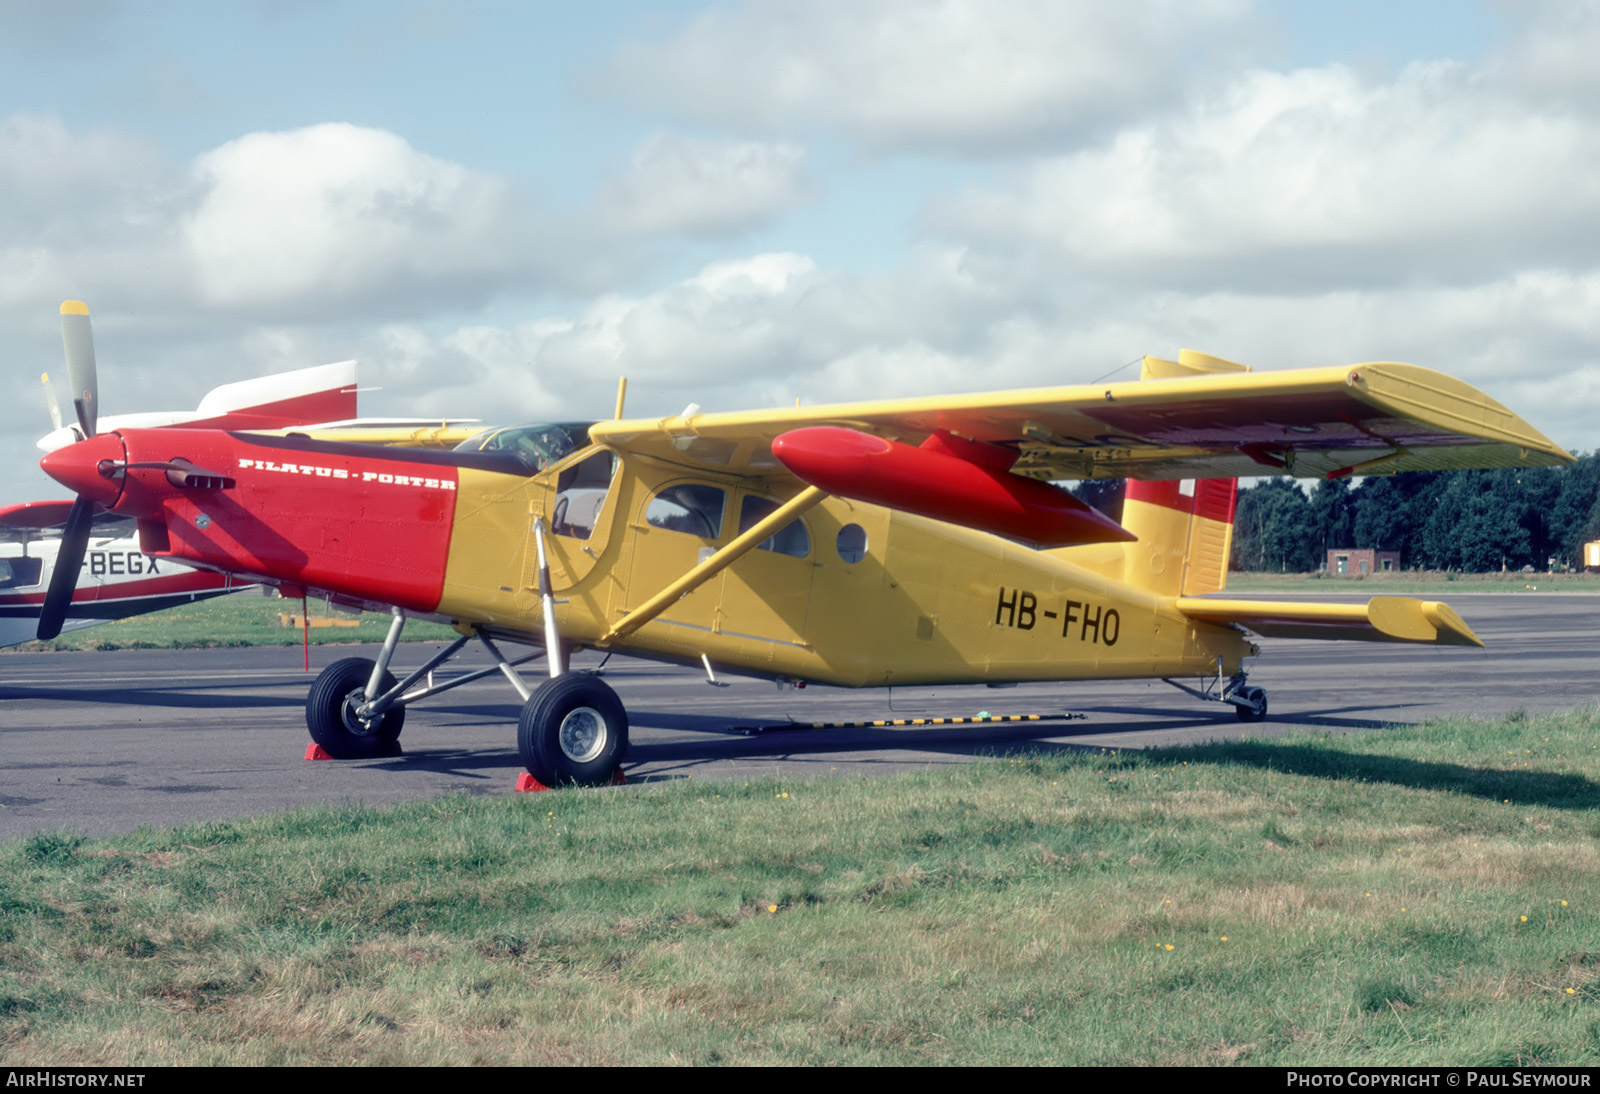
304 606 630 788
1163 661 1269 723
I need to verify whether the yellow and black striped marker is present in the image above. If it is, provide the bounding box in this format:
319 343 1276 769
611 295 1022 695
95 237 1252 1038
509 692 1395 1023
736 712 1086 735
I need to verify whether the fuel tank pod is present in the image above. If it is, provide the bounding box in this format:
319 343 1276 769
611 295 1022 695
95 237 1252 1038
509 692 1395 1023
771 426 1134 547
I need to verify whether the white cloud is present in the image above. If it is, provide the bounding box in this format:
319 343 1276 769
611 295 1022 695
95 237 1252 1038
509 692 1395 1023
604 0 1252 153
934 60 1600 292
598 133 810 235
183 123 529 312
0 114 182 310
1498 0 1600 105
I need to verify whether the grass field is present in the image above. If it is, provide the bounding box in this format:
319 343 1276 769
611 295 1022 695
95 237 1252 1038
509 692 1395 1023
4 591 460 653
3 707 1599 1065
1225 571 1600 595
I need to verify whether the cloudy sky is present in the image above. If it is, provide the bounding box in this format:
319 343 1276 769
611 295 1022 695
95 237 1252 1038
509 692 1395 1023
3 0 1597 502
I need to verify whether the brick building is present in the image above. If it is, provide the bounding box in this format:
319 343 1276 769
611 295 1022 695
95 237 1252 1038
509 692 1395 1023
1325 548 1400 575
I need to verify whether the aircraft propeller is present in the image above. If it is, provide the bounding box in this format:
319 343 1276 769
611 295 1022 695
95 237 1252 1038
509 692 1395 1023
35 302 238 641
35 302 104 640
60 300 98 441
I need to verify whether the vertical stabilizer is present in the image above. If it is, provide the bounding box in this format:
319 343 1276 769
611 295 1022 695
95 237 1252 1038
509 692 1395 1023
1118 479 1237 596
1051 349 1245 593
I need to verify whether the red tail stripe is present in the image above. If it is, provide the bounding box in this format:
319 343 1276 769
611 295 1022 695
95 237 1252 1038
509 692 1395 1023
1125 479 1237 524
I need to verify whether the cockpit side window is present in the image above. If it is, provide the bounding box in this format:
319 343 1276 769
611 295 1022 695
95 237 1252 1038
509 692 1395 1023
645 484 726 540
552 450 618 541
453 423 594 474
738 495 810 558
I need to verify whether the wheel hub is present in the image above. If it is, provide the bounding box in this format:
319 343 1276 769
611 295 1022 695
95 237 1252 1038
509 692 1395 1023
340 688 380 736
558 706 608 763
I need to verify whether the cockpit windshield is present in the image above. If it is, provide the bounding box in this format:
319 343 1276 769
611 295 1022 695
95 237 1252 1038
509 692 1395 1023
452 423 595 474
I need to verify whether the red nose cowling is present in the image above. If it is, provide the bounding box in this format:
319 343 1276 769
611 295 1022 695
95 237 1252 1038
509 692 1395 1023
39 432 127 508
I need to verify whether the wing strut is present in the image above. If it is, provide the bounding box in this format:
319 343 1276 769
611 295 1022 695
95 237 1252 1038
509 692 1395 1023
601 486 827 645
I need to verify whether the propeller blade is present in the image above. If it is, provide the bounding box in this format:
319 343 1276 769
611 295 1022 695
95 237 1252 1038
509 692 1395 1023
59 300 98 440
40 372 63 433
36 494 94 641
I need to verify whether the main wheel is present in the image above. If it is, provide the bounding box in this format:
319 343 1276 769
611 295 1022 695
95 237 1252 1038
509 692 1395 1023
517 674 629 787
306 657 406 759
1233 685 1268 722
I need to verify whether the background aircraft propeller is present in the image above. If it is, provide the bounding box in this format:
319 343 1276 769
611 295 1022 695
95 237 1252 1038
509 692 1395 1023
39 372 63 433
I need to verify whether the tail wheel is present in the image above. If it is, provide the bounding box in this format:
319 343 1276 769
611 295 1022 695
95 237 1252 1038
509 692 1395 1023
1234 685 1268 722
518 674 629 787
306 657 406 758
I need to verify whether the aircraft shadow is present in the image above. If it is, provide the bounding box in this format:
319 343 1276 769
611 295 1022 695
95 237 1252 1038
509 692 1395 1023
622 719 1104 767
1142 738 1600 812
624 702 1422 741
0 685 302 710
357 746 525 781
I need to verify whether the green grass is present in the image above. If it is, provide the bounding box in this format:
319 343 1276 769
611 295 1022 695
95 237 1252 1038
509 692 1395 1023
1226 571 1600 595
5 592 461 652
5 709 1600 1064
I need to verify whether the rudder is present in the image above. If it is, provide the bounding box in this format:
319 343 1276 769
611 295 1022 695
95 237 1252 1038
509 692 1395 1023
1120 478 1237 596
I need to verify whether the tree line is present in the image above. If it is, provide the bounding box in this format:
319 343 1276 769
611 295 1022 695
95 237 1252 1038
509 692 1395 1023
1070 456 1600 572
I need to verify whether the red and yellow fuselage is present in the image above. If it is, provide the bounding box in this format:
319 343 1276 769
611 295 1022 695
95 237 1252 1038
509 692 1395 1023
40 426 1255 687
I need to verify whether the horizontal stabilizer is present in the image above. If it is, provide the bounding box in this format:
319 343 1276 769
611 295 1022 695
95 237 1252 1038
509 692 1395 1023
1174 596 1483 647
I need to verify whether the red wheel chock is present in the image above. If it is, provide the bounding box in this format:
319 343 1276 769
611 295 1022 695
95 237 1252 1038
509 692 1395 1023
513 769 627 792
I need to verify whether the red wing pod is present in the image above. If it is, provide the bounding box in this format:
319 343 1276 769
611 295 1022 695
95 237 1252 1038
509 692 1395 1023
771 426 1135 547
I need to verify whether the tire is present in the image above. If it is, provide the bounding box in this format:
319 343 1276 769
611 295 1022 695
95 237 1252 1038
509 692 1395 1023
1234 685 1268 723
517 674 629 787
306 657 406 759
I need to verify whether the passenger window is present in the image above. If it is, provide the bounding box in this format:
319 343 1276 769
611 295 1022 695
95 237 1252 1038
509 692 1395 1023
0 557 43 590
836 523 868 563
646 484 726 539
739 496 810 558
552 450 617 541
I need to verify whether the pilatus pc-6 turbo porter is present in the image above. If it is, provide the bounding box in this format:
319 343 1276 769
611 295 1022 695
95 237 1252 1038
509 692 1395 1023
35 301 1571 787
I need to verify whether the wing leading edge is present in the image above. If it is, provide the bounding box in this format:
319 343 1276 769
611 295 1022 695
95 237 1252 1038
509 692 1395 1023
591 353 1572 483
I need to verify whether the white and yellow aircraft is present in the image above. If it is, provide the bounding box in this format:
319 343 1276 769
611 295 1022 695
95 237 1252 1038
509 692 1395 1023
35 302 1573 787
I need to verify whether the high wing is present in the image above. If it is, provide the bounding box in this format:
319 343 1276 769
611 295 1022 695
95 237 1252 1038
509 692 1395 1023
590 351 1572 482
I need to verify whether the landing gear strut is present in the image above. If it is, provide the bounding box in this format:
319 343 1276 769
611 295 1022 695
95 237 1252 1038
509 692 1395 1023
302 523 632 785
1163 660 1269 723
